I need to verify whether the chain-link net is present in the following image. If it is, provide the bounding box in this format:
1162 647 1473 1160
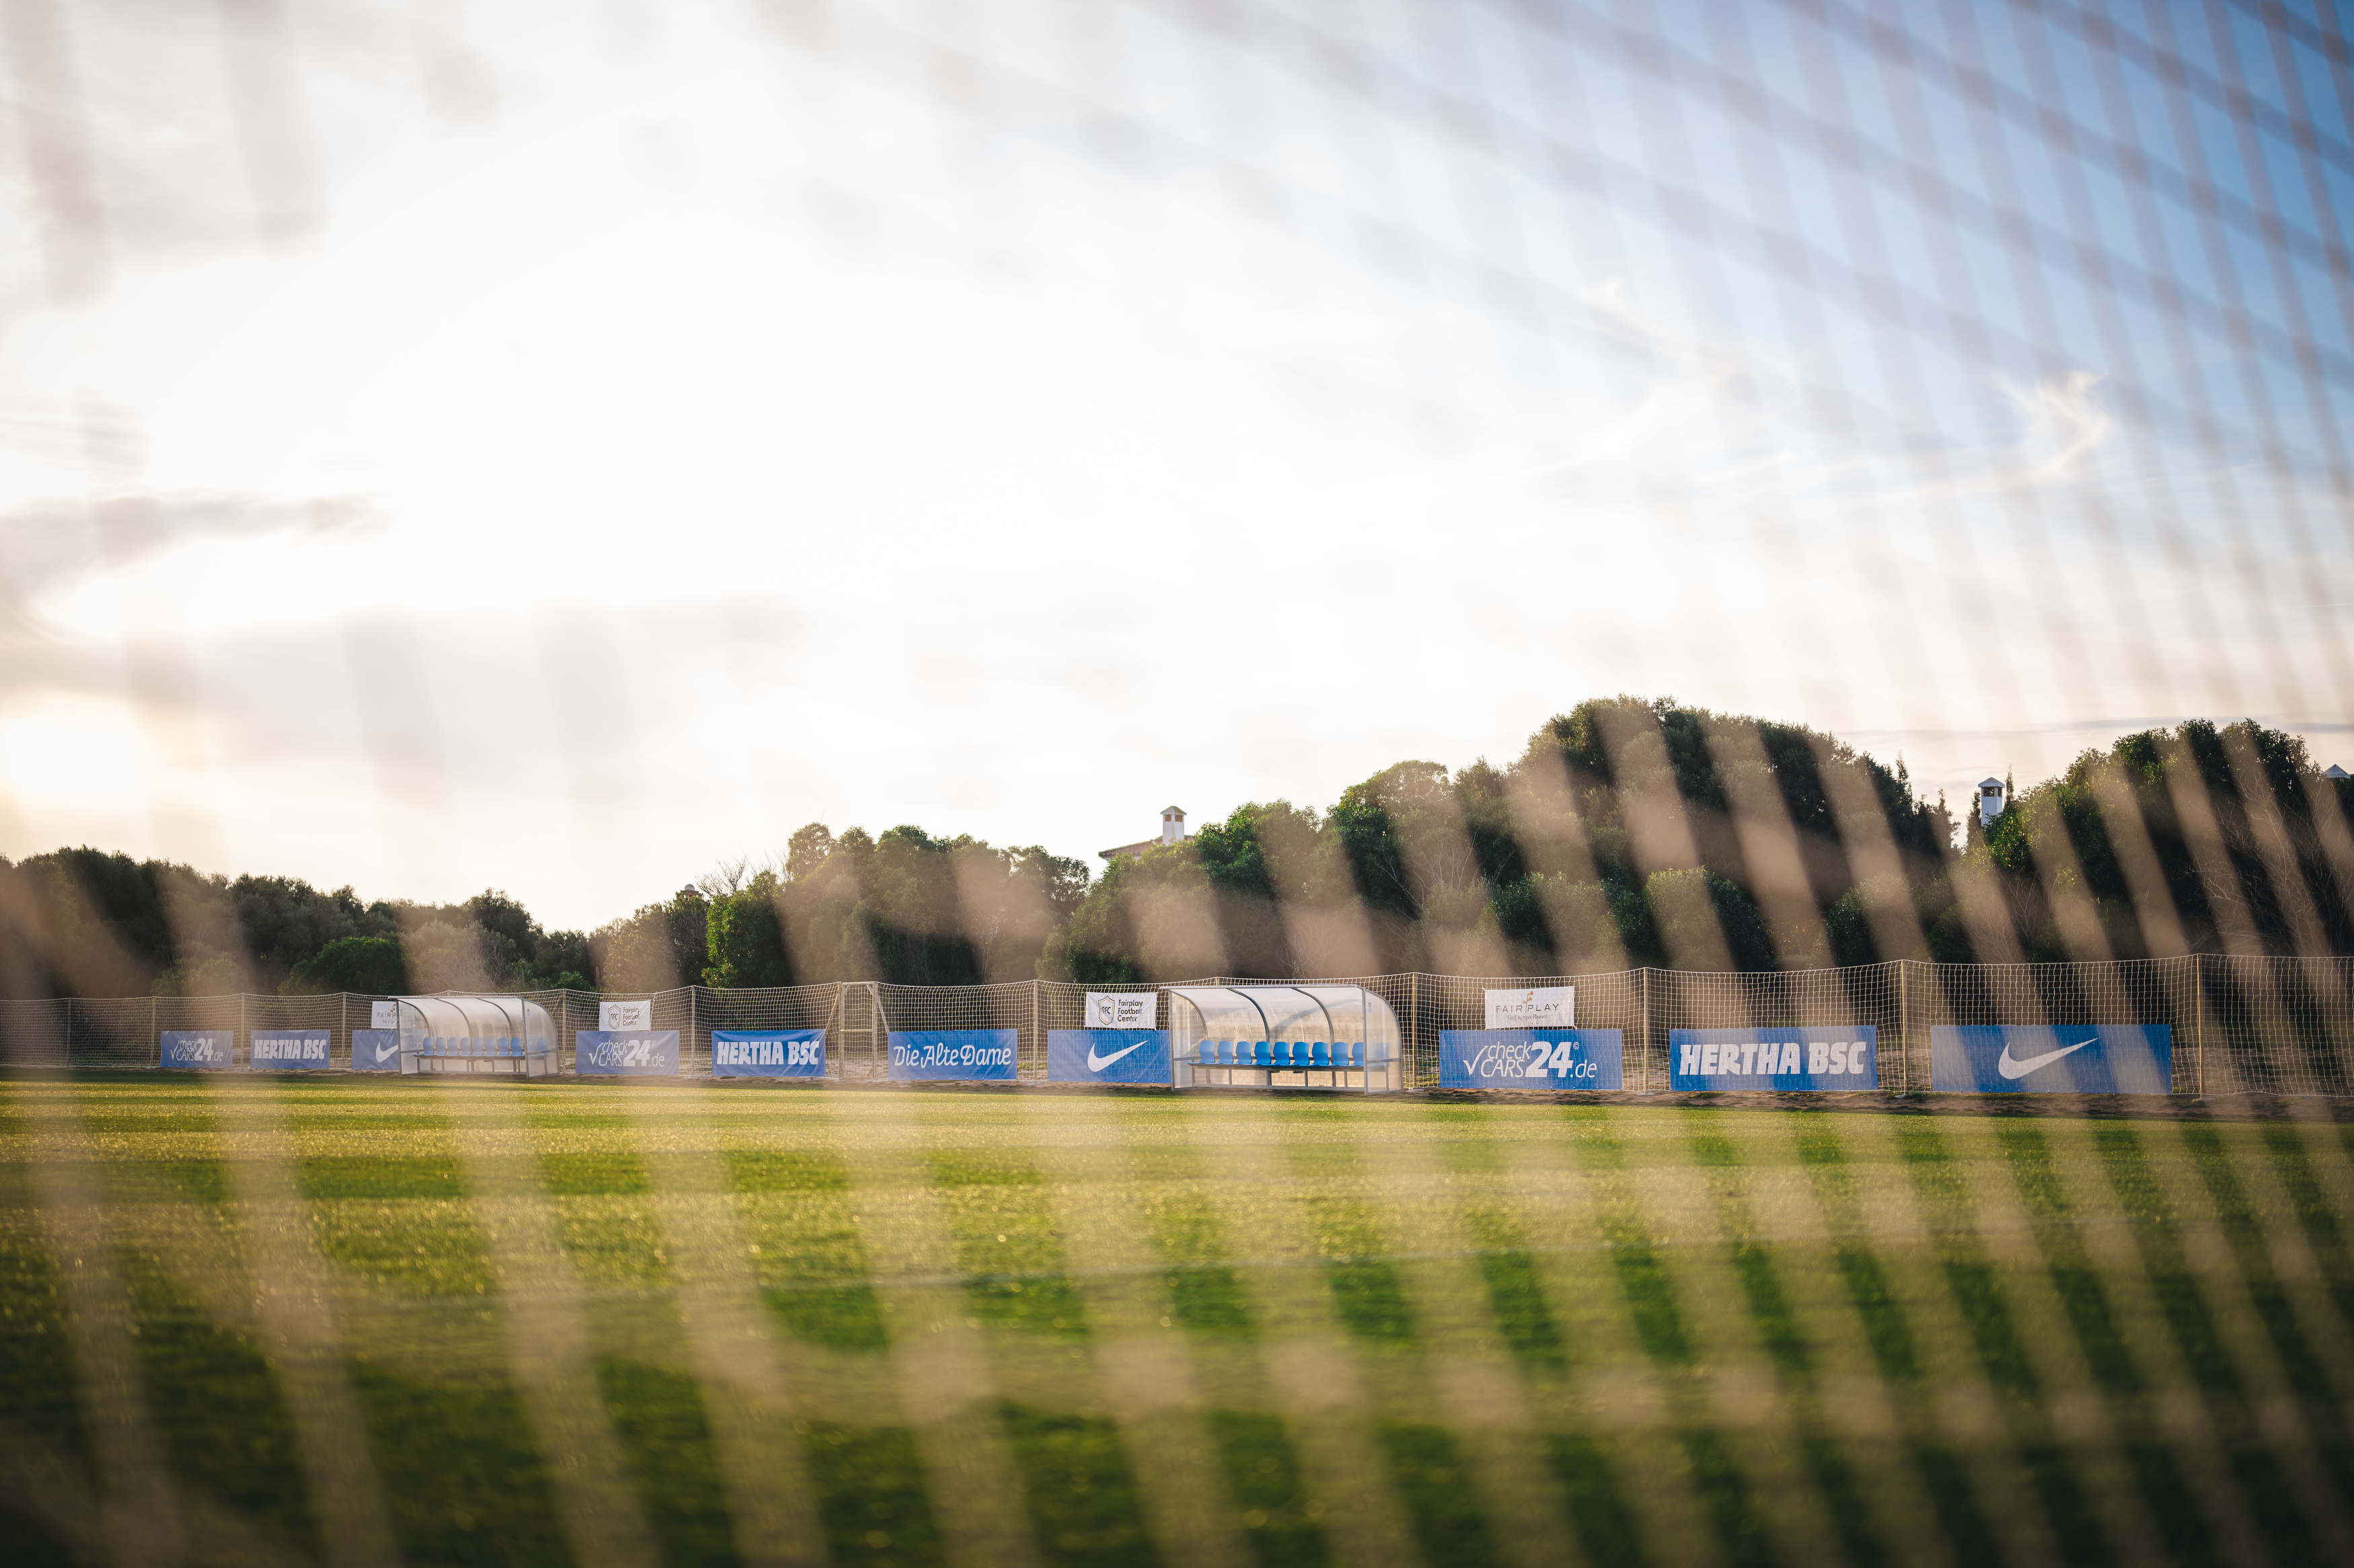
7 958 2353 1093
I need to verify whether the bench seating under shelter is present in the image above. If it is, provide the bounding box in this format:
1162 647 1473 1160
1168 984 1403 1092
392 994 556 1077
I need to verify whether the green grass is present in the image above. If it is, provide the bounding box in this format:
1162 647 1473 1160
5 1075 2354 1566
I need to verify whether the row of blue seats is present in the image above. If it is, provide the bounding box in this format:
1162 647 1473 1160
413 1036 546 1057
1194 1040 1374 1070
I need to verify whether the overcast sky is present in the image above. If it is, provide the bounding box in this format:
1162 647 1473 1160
2 0 2349 929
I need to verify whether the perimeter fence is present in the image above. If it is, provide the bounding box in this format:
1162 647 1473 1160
3 955 2350 1096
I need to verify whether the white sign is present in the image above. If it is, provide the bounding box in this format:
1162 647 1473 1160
370 1001 400 1029
1084 991 1157 1029
1485 986 1574 1029
601 1000 652 1031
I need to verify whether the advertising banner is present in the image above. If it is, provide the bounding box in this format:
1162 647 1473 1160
712 1029 826 1079
160 1030 236 1070
1439 1029 1622 1090
1484 986 1575 1029
370 1001 401 1029
249 1029 331 1071
1084 992 1158 1029
888 1029 1018 1082
1932 1025 2172 1094
599 1000 652 1032
1671 1027 1877 1091
1048 1029 1171 1085
575 1029 680 1076
350 1029 401 1071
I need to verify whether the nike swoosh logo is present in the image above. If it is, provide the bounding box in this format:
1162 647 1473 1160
375 1045 397 1062
1086 1041 1147 1072
1998 1037 2098 1079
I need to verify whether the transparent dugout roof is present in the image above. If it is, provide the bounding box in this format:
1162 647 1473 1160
393 995 554 1044
1164 985 1400 1052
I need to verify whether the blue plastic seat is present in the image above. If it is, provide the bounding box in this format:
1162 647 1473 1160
1347 1042 1363 1068
1311 1041 1330 1068
1253 1041 1271 1068
1213 1040 1231 1066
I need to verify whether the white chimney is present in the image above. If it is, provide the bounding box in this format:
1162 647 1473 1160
1161 806 1186 845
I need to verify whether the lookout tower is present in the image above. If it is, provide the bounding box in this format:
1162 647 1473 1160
1101 806 1190 864
1978 777 2006 826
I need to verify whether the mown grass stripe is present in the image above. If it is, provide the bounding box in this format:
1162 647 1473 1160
1166 1264 1254 1338
1209 1410 1331 1568
123 1254 319 1557
1541 1433 1648 1565
762 1283 890 1351
1475 1249 1565 1367
1379 1422 1502 1568
351 1362 570 1567
1680 1427 1779 1568
1000 1403 1159 1568
803 1421 943 1567
0 1227 91 1480
597 1358 741 1568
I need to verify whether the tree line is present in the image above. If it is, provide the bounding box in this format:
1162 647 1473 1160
3 697 2348 1000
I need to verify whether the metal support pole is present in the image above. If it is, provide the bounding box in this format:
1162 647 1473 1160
1642 968 1653 1093
2195 954 2206 1099
1899 962 1909 1096
151 994 159 1068
689 986 697 1078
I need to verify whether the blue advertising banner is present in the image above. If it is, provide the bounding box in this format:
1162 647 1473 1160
249 1029 331 1071
160 1030 235 1070
1047 1029 1171 1085
888 1029 1018 1081
1671 1027 1878 1091
1439 1029 1622 1090
1932 1025 2172 1094
575 1029 681 1076
712 1028 826 1079
350 1029 401 1072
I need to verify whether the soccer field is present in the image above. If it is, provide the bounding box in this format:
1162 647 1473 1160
5 1079 2354 1567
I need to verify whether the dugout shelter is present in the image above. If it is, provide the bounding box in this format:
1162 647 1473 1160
1169 984 1402 1091
393 994 556 1076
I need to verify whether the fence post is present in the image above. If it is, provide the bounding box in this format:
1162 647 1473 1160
1640 968 1653 1093
1899 962 1909 1096
150 994 159 1068
62 996 73 1069
1030 981 1041 1072
689 986 698 1077
1408 974 1420 1086
2195 954 2205 1099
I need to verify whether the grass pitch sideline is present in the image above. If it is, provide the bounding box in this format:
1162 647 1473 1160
3 1077 2353 1566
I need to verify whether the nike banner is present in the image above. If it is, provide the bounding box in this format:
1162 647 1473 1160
1670 1027 1878 1091
1932 1025 2172 1094
889 1029 1018 1081
249 1029 331 1070
1047 1029 1171 1085
575 1029 681 1076
160 1030 236 1070
351 1029 401 1071
1438 1029 1622 1090
712 1028 825 1079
